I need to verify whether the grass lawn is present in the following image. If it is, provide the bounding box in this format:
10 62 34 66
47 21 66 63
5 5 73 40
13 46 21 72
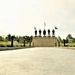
60 42 75 47
0 41 29 47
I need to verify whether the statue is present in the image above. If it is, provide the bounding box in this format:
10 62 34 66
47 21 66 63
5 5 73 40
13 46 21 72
52 29 55 37
35 30 37 37
43 29 46 37
48 29 50 37
39 29 42 37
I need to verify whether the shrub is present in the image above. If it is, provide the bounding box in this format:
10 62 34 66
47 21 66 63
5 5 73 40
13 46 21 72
6 44 11 47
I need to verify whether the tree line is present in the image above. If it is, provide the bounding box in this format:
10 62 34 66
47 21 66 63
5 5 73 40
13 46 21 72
0 33 75 43
0 34 33 44
58 34 75 43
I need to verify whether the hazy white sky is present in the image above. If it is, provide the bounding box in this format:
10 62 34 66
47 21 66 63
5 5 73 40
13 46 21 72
0 0 75 38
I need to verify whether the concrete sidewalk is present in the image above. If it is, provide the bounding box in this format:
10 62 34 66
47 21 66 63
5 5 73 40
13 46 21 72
0 47 75 75
0 47 28 51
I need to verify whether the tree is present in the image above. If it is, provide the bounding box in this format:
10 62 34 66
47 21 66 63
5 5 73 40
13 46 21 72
57 36 62 42
66 34 73 43
17 36 26 43
24 36 30 43
72 38 75 43
66 34 73 39
5 34 11 41
29 36 33 43
11 36 15 47
0 36 4 41
14 36 19 42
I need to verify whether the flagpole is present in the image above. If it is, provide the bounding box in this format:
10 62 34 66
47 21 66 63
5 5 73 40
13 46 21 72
54 26 58 37
44 21 46 30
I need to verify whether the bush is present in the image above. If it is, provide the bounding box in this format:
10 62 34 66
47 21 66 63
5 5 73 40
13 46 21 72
74 45 75 47
0 44 6 47
0 42 5 47
6 44 11 47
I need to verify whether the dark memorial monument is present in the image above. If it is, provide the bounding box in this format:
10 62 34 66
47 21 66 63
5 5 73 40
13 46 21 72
32 27 58 47
39 29 42 37
48 29 50 37
43 29 46 37
52 29 55 37
35 30 37 37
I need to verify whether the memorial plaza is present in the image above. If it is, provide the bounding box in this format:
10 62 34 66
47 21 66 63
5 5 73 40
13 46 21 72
0 47 75 75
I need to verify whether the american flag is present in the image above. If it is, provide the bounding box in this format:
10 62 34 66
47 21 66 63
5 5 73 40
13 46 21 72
34 27 36 30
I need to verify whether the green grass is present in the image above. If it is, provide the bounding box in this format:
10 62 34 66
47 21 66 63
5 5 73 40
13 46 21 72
0 41 29 47
60 43 75 47
66 43 75 47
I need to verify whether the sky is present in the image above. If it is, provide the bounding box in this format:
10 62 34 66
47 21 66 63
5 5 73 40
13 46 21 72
0 0 75 39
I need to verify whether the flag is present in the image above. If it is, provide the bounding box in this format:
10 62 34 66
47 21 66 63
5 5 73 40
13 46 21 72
44 21 46 29
55 26 58 30
34 27 36 30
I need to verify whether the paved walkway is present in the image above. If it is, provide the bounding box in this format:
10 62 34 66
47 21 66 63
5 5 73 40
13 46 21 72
0 47 75 75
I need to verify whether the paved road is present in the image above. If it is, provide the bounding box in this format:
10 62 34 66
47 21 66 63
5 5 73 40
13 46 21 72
0 47 75 75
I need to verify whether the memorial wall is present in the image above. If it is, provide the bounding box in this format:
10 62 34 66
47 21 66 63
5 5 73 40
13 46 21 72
32 29 58 47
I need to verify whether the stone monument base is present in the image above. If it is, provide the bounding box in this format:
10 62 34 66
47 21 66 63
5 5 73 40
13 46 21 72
32 37 58 47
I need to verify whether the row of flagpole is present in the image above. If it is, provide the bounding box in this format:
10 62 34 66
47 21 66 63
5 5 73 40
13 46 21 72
34 22 58 31
44 21 58 30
